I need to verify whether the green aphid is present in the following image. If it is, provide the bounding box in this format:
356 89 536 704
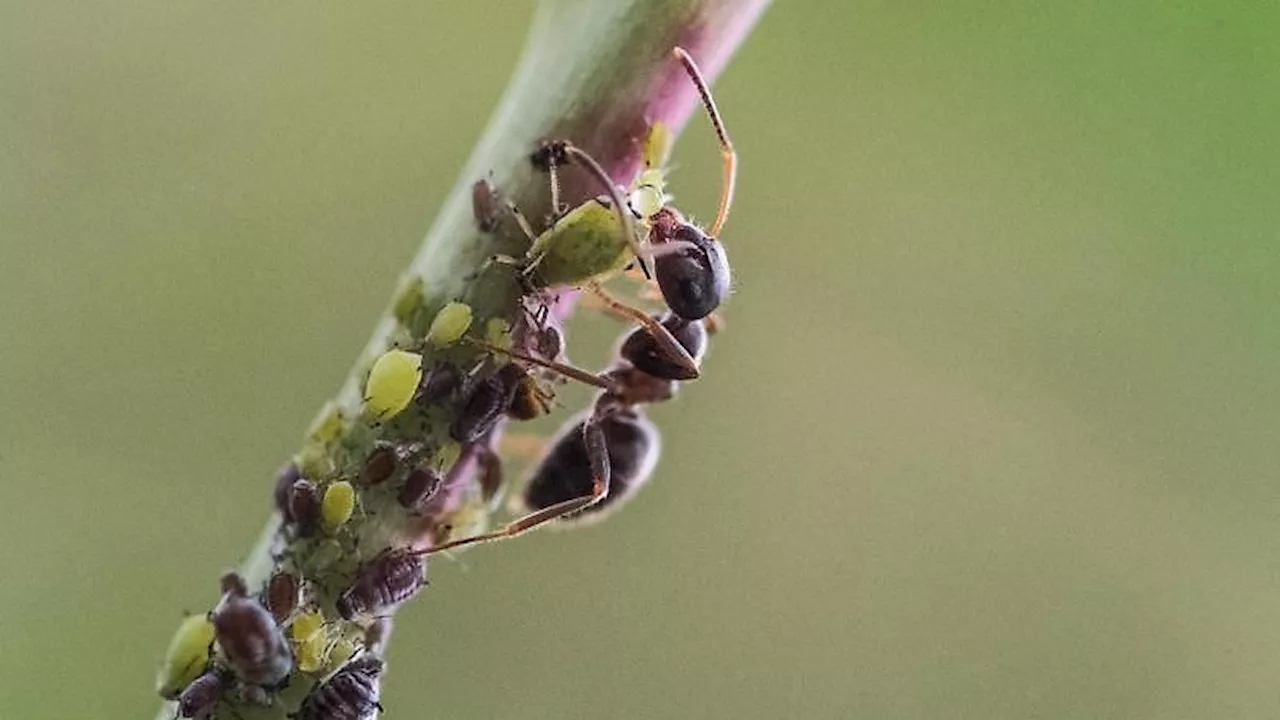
427 302 473 348
523 198 634 288
155 614 215 699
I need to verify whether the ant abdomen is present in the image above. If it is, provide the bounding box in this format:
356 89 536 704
522 409 660 521
653 224 731 321
618 313 707 381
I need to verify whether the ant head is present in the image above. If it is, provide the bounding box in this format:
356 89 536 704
653 223 731 321
618 313 707 380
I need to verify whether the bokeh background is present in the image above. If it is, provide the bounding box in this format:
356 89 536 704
3 2 1278 718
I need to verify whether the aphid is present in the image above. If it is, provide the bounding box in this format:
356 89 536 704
156 614 216 699
427 301 473 348
418 363 463 404
472 177 500 233
292 609 330 674
483 316 513 352
325 636 360 674
397 467 442 513
212 572 292 687
175 669 223 720
274 462 301 519
265 571 299 624
448 366 520 444
297 654 384 720
289 477 322 538
321 480 356 531
364 349 423 420
506 364 556 421
292 609 325 644
336 548 428 620
359 444 398 486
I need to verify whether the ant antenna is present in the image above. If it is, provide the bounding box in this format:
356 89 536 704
672 47 737 237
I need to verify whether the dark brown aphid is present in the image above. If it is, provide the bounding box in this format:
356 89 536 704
297 654 384 720
449 367 519 444
289 478 321 537
471 177 500 233
336 549 427 620
274 463 301 519
419 363 463 405
360 444 398 486
212 573 293 688
264 571 299 624
397 467 441 513
507 365 556 421
177 669 223 720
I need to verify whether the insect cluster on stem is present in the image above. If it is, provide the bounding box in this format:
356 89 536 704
156 45 739 719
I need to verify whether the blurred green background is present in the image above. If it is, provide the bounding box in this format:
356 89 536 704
3 2 1279 718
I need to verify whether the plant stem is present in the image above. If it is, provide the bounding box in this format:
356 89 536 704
156 0 768 717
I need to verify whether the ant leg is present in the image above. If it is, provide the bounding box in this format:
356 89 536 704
505 201 540 245
672 47 737 237
420 418 611 554
545 151 564 220
586 282 701 379
557 143 653 281
463 338 617 392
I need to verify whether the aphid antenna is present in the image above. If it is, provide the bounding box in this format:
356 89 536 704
672 46 737 237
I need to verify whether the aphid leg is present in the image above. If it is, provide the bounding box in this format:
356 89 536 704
462 338 617 392
586 282 701 379
672 47 737 237
421 418 611 554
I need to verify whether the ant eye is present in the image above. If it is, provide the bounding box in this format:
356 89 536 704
653 225 731 320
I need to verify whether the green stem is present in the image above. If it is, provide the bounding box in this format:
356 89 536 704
156 1 768 717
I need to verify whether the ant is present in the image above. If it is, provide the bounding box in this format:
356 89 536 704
495 46 737 381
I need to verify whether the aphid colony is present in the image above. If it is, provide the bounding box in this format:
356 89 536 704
156 571 382 719
157 46 736 718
